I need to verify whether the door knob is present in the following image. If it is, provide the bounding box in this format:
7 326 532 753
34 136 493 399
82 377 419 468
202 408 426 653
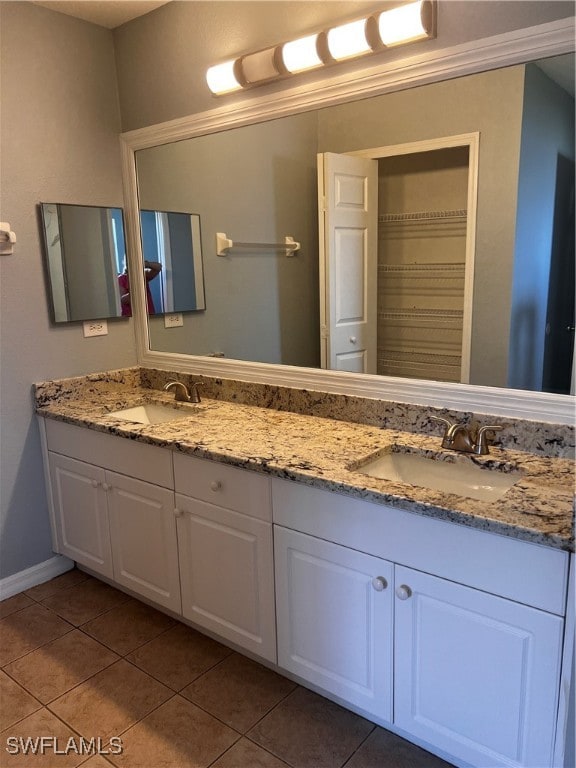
371 576 388 591
395 584 412 600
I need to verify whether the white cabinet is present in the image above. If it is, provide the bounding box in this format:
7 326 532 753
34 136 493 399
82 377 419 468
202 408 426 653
107 472 181 613
174 454 276 662
48 453 113 579
394 565 564 768
43 420 181 612
272 477 569 768
275 526 393 720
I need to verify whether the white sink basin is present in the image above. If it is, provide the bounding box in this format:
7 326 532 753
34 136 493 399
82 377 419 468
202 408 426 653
353 451 522 502
108 403 195 425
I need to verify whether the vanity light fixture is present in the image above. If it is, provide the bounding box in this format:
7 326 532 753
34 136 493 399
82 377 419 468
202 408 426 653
206 0 435 95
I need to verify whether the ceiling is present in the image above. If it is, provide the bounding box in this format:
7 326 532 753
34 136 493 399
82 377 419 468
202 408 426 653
32 0 171 29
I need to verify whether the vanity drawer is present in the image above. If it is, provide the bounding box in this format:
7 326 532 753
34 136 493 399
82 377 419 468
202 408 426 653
44 419 173 488
174 453 271 521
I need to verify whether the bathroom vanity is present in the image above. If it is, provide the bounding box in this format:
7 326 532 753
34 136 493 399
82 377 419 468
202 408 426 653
36 368 574 768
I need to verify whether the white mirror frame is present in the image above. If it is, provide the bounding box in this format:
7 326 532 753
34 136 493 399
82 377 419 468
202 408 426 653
120 17 575 424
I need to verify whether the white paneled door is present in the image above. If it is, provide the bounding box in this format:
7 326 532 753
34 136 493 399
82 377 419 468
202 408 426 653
394 565 564 768
318 152 378 373
275 526 393 721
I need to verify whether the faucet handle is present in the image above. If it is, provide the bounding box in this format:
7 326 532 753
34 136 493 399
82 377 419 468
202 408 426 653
430 415 452 429
430 415 457 449
473 425 503 455
189 382 202 403
430 415 453 434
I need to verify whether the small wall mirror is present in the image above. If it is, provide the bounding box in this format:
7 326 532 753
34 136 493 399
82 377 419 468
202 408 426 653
40 202 126 323
138 210 205 315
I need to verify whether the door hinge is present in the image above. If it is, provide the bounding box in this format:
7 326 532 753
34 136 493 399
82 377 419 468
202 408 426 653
320 325 329 340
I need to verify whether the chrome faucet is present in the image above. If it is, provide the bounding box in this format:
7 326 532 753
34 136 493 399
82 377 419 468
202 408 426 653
164 380 201 403
431 416 502 455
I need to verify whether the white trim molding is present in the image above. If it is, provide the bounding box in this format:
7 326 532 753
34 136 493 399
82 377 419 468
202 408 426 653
120 17 575 426
0 555 74 600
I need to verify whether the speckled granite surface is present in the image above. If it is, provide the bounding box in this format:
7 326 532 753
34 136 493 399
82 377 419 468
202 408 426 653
35 367 575 551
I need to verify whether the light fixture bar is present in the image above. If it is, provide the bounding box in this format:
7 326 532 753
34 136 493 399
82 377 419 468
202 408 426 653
206 2 436 95
240 47 284 84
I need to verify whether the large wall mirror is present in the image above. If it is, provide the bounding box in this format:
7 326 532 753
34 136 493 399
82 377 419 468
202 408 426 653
40 203 126 323
135 53 574 396
122 21 575 421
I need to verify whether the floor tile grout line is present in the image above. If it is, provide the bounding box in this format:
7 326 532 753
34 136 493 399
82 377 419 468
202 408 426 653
339 724 377 768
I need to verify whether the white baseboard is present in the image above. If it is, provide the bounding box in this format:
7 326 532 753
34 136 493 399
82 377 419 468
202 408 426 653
0 555 75 600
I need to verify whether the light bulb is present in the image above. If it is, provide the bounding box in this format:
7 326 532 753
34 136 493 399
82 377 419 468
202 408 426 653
281 34 322 73
327 18 371 61
378 0 432 47
206 60 242 95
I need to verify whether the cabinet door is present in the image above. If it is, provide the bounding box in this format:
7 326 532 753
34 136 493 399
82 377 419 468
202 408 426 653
394 565 564 768
176 494 276 662
48 452 113 578
107 472 181 613
275 526 393 721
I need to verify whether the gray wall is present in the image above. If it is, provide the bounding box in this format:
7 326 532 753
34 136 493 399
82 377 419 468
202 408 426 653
508 65 575 392
138 112 321 367
114 0 575 131
0 2 137 580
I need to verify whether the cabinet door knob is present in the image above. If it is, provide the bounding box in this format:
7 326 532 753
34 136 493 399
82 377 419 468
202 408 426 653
349 336 357 344
395 585 412 600
174 508 182 517
210 480 222 492
101 483 111 492
371 576 388 591
91 479 99 488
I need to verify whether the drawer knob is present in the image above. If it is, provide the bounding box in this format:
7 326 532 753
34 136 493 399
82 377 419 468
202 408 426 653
395 585 412 600
91 480 99 488
371 576 388 591
210 480 222 492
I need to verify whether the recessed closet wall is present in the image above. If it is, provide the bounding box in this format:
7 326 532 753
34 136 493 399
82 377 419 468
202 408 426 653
377 148 469 382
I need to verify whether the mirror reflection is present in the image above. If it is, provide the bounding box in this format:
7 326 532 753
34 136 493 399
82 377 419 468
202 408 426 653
121 210 206 316
136 55 574 394
40 202 126 323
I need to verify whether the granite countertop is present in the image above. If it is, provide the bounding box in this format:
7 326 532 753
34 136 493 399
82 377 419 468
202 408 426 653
35 375 575 552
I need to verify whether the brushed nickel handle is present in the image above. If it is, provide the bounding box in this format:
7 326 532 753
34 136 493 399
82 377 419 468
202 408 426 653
396 585 412 600
371 576 388 591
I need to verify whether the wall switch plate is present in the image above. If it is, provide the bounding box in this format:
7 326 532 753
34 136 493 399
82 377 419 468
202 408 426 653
164 313 183 328
83 320 108 337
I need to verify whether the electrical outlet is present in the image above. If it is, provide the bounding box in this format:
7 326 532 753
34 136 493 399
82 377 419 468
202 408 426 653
164 313 183 328
83 320 108 337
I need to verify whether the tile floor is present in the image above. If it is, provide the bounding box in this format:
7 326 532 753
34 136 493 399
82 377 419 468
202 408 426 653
0 569 454 768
